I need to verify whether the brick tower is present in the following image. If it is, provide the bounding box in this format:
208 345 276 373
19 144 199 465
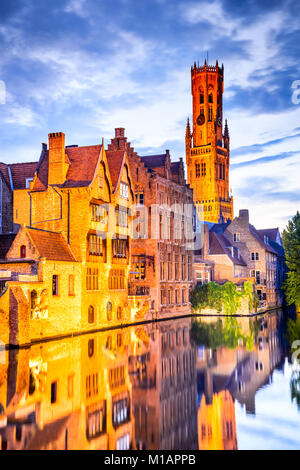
186 60 233 223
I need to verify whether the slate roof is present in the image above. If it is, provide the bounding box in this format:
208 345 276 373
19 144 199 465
0 233 17 259
140 154 166 169
257 228 281 243
249 224 278 255
209 232 247 266
27 228 76 261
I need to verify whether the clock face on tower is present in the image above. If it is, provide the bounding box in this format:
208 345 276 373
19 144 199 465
197 114 205 126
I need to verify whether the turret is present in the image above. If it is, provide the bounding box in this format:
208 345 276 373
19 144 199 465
224 119 230 151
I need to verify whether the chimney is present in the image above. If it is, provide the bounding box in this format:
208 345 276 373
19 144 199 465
48 132 69 185
115 128 125 138
239 209 249 226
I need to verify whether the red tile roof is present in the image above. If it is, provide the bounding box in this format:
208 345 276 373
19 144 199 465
106 150 125 190
27 228 76 261
9 162 38 190
32 145 102 190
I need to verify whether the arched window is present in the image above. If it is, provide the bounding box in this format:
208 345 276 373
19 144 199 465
88 339 94 357
88 305 95 324
208 91 213 104
199 87 204 104
107 302 112 321
20 245 26 258
30 290 37 310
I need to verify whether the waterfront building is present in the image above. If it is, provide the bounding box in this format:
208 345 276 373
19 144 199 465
185 60 234 223
0 131 136 345
107 128 194 319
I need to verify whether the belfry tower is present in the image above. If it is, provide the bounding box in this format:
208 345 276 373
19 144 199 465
186 60 233 223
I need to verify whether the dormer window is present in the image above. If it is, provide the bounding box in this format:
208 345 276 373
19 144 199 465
233 233 240 242
120 182 129 199
264 235 269 245
25 178 33 189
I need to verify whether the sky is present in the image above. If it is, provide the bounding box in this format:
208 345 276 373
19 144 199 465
0 0 299 231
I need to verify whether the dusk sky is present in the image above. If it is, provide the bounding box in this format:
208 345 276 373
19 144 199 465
0 0 299 230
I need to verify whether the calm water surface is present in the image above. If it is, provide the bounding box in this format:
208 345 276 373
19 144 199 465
0 311 299 450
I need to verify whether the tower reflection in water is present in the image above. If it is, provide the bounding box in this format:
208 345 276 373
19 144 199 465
0 313 283 450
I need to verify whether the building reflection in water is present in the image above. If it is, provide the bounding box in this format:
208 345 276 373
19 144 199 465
0 313 284 450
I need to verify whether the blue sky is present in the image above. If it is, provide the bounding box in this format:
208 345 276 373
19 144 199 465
0 0 299 230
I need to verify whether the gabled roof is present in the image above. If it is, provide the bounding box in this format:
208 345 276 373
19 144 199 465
32 145 102 190
257 228 281 245
26 228 76 261
249 224 278 255
0 163 10 188
209 232 247 266
106 150 125 190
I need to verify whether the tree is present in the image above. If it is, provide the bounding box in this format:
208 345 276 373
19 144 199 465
282 211 300 311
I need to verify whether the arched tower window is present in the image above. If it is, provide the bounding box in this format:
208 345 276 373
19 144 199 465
20 245 26 258
199 87 204 104
208 91 213 104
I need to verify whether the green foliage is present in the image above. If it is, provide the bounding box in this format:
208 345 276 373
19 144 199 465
282 211 300 308
286 318 300 346
191 317 254 350
190 280 254 315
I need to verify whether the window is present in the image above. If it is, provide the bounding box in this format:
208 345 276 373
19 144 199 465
182 288 186 304
195 163 200 178
181 255 186 281
86 268 99 291
168 253 172 280
20 245 26 258
112 238 128 258
120 182 129 199
89 234 105 256
233 233 240 242
88 305 95 324
161 289 166 306
199 88 204 104
91 204 107 223
87 406 106 439
208 106 213 121
88 339 95 357
52 275 59 296
112 397 130 428
25 178 33 189
188 254 192 281
51 381 57 404
109 269 125 290
175 289 179 305
86 374 99 398
208 92 213 104
109 366 125 389
168 289 173 305
136 192 144 205
117 433 130 451
201 163 206 177
68 274 75 296
132 258 145 280
107 302 113 321
175 255 179 280
251 252 259 261
116 206 128 227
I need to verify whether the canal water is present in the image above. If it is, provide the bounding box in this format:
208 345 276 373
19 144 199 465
0 311 299 450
